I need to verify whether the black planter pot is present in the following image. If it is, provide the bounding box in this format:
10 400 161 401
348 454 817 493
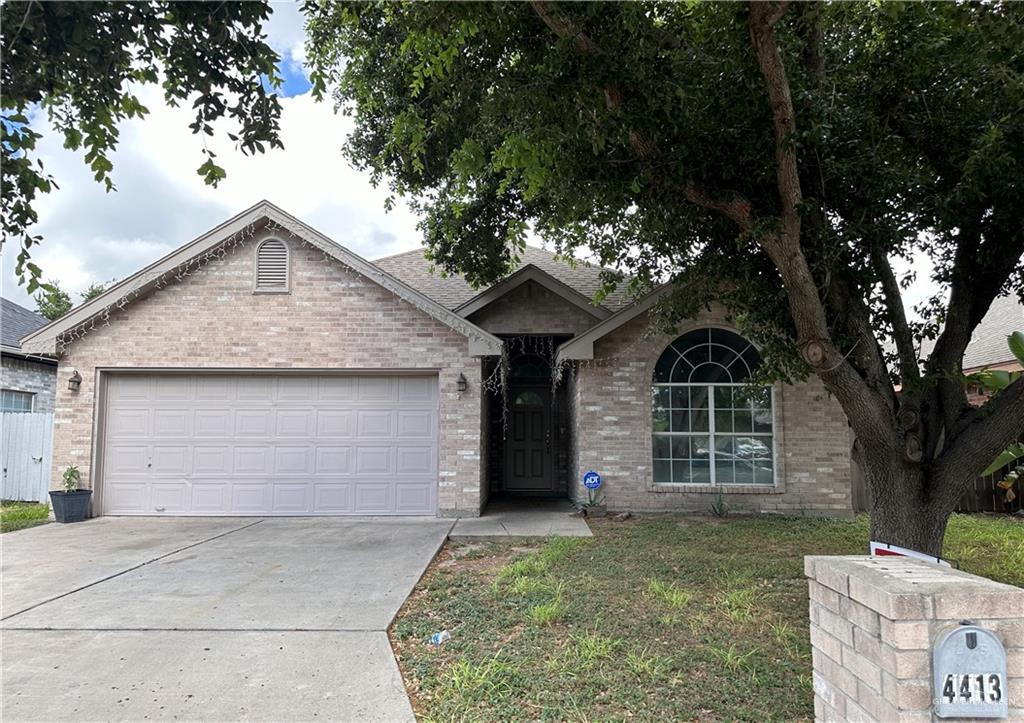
49 489 92 523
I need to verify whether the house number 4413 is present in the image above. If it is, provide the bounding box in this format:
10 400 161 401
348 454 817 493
941 673 1003 705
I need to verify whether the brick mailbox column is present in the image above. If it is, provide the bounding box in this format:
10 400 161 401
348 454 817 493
805 555 1024 722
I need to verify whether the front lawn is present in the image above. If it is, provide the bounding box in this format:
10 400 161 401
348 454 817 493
390 513 1023 722
0 500 51 533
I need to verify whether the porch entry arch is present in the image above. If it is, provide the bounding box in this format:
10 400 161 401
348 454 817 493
651 327 774 486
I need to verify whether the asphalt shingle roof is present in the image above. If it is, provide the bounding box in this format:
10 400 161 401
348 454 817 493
374 245 632 312
962 294 1023 370
1 298 49 350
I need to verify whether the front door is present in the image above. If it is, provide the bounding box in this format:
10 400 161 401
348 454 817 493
504 385 553 493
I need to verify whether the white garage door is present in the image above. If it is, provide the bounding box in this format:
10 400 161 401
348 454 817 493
101 374 438 516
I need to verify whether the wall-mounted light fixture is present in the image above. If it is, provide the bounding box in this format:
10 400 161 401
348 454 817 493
456 373 468 394
68 370 82 392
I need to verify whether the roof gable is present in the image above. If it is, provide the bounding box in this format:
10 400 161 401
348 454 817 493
21 201 503 356
374 245 633 312
455 264 610 320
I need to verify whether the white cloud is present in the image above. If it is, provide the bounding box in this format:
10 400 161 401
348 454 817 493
1 6 421 310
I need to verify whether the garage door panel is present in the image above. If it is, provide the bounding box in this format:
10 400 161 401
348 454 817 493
316 410 354 438
153 409 188 437
103 374 437 516
353 482 391 513
193 447 231 475
275 410 313 437
234 447 270 474
313 483 351 512
191 483 229 513
272 483 311 513
315 447 352 474
395 482 432 514
195 409 232 437
355 447 392 474
151 446 190 474
151 482 189 513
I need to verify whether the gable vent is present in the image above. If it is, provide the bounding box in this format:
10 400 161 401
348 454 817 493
255 239 289 291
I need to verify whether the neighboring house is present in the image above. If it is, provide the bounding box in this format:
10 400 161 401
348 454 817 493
20 201 851 518
961 295 1023 405
1 298 57 413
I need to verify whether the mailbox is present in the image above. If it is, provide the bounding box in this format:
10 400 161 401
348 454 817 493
933 624 1008 719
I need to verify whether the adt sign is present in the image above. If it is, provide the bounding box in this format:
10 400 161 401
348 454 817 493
582 470 602 490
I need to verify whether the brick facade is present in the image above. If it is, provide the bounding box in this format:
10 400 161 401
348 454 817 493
806 555 1024 722
468 279 599 336
567 305 853 515
1 355 57 413
50 228 486 517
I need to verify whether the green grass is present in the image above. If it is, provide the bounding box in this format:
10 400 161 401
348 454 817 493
390 513 1023 722
0 500 50 533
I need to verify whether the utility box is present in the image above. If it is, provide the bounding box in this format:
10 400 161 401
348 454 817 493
933 624 1008 719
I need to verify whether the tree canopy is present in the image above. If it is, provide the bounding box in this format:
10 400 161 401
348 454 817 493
1 0 284 292
306 0 1024 552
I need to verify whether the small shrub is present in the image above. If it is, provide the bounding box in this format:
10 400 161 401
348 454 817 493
61 465 81 492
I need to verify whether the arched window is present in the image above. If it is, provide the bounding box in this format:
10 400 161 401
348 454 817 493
254 238 289 291
651 328 774 486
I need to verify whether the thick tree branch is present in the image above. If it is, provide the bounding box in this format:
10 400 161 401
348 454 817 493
870 247 919 385
682 181 753 232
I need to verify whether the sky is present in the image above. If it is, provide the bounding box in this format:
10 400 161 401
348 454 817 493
0 1 941 317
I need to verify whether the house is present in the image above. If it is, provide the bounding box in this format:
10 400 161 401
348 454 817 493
1 298 57 413
961 295 1023 405
20 201 851 518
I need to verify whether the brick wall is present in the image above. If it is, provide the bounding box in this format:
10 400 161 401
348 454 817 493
49 228 485 517
569 305 853 514
1 355 57 413
806 555 1024 722
468 279 600 336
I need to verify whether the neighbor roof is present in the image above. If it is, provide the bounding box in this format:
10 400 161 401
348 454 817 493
1 298 50 353
962 294 1023 370
374 245 633 313
20 201 503 357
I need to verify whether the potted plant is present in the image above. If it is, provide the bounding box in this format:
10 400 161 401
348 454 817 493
49 466 92 523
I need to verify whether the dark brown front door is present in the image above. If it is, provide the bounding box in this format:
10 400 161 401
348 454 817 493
504 385 553 493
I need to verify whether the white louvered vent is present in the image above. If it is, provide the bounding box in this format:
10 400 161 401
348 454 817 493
255 239 288 291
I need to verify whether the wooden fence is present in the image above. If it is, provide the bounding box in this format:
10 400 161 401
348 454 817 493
851 456 1023 515
1 412 53 503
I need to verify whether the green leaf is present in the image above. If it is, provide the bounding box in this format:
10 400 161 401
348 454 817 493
1008 331 1024 367
983 443 1024 476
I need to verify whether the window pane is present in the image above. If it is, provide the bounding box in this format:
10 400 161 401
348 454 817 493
691 460 711 484
653 435 671 459
652 386 670 410
672 461 689 484
714 436 735 458
1 390 33 413
733 410 752 433
690 362 731 384
735 436 770 460
753 409 772 434
691 436 711 460
689 386 709 409
653 350 677 383
671 410 689 433
690 408 709 432
654 459 672 483
653 407 669 433
715 460 734 484
671 436 690 459
753 459 774 485
671 387 688 409
734 461 755 485
714 386 732 409
715 409 733 433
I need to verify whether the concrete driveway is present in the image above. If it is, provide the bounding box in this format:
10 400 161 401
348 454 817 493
2 517 452 722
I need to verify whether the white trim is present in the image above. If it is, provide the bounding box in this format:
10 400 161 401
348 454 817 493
20 201 504 357
455 264 610 320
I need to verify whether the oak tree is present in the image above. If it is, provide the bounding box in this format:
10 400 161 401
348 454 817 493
305 1 1024 554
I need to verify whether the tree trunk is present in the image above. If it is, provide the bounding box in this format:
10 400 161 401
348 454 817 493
861 458 957 558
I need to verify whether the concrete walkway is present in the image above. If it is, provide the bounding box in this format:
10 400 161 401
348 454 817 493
2 517 452 722
449 498 592 538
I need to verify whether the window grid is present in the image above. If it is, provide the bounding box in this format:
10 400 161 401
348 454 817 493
651 328 774 487
1 389 35 413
